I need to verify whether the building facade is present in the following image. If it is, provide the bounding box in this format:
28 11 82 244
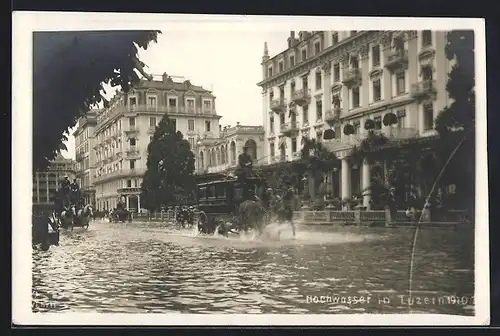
73 109 98 206
195 123 266 174
32 153 77 212
258 30 451 208
91 73 221 211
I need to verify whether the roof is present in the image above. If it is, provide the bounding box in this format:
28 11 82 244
137 78 213 95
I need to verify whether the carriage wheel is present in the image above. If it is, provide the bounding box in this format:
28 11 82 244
197 212 208 233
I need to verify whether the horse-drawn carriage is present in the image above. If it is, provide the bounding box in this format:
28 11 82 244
109 208 132 223
196 174 270 236
58 203 94 230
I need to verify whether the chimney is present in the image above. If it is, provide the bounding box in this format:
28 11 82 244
162 72 168 83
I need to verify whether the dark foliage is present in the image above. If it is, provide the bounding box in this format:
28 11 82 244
33 30 160 171
140 116 195 210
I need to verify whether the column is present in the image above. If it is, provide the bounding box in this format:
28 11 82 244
362 159 371 209
137 195 141 211
341 158 351 208
126 196 130 210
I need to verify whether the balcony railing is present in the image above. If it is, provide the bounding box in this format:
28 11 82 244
292 89 311 106
280 121 298 136
94 168 146 183
324 106 342 124
123 104 217 116
126 148 140 158
410 80 437 100
342 68 362 87
124 126 138 134
270 98 287 113
385 49 408 71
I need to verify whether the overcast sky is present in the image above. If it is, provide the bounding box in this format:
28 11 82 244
61 30 290 159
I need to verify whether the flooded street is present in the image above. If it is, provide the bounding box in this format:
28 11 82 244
32 221 474 315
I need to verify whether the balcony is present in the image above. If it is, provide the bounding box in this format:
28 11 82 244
324 107 342 124
94 168 146 184
117 187 142 194
280 121 299 137
342 68 362 87
292 89 311 106
124 126 139 136
410 80 437 101
270 98 287 113
385 49 408 72
126 148 140 159
384 127 419 140
121 104 217 116
147 126 156 135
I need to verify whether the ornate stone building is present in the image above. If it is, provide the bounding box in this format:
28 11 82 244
258 30 452 208
73 109 98 206
89 73 221 211
195 123 266 174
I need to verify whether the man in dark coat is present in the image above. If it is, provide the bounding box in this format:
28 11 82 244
70 178 81 207
238 146 253 170
60 175 71 208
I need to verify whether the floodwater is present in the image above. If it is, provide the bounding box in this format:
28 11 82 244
32 220 474 315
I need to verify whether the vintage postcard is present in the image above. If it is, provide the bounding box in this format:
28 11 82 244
12 13 488 325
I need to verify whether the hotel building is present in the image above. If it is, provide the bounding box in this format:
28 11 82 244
32 153 77 212
73 109 98 206
91 73 221 211
195 123 266 174
257 30 451 208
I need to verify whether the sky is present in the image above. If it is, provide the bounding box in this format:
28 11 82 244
61 30 290 159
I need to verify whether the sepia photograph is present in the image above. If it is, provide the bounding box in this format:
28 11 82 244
12 13 488 325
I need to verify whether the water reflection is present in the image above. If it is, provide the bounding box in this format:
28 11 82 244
32 221 474 315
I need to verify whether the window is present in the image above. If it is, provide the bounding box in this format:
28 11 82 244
351 56 359 69
301 49 307 61
149 117 156 127
187 99 195 111
204 100 211 110
168 98 177 107
290 55 295 67
374 116 382 130
314 42 321 54
188 137 195 149
269 116 274 133
353 121 361 134
290 81 296 95
332 33 338 45
372 45 380 67
315 71 322 90
268 67 273 77
397 110 406 128
205 120 211 132
302 76 308 91
280 113 285 125
423 103 434 130
333 63 340 82
422 30 432 47
279 61 284 72
316 101 323 121
279 87 285 99
130 160 135 169
373 79 381 101
147 95 157 106
129 117 135 127
188 119 195 131
170 118 177 131
396 71 406 94
270 143 275 158
127 180 132 188
421 65 433 81
129 97 137 106
291 138 297 153
352 87 360 108
269 91 274 104
303 105 309 124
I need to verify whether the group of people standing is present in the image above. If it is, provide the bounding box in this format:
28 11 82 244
54 175 82 215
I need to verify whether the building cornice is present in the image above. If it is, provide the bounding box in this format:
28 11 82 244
257 30 416 90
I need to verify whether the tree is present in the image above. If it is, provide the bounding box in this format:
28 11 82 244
33 30 160 171
434 30 475 208
140 116 195 210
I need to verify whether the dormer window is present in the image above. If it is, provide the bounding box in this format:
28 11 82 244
268 67 273 77
278 61 284 72
314 41 321 54
129 97 137 107
301 49 307 61
289 55 295 67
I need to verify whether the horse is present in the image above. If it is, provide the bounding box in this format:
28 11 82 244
59 204 76 230
270 194 296 238
236 198 269 236
74 204 93 229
